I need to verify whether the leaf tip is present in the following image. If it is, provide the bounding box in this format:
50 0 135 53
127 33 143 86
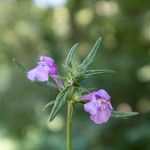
74 42 79 46
49 115 54 122
97 37 102 43
98 36 102 40
13 58 17 63
112 70 117 74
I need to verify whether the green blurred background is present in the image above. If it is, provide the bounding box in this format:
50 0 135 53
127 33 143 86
0 0 150 150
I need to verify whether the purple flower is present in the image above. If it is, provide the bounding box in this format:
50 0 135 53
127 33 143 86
27 56 62 88
82 89 113 124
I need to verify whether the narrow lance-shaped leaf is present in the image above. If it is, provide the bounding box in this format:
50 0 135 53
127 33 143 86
65 43 79 67
13 58 27 73
80 37 102 70
49 87 70 121
111 110 139 118
42 100 55 111
83 69 116 78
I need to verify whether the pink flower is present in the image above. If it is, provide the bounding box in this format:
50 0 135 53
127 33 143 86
27 56 62 88
82 89 113 124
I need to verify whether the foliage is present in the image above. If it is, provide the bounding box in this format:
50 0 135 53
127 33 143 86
0 0 149 150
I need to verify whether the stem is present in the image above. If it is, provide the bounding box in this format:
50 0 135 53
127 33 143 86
67 101 73 150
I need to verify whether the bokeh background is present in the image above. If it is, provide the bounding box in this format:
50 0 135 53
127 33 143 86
0 0 150 150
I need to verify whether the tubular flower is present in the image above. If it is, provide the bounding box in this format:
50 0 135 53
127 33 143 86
82 89 113 124
27 56 62 88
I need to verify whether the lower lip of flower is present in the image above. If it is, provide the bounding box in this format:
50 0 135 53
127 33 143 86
97 98 104 104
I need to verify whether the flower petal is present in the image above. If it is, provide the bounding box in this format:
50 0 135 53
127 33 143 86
40 56 63 88
90 107 112 124
108 101 113 110
82 92 95 101
96 89 111 100
39 56 54 66
84 100 98 115
27 66 49 82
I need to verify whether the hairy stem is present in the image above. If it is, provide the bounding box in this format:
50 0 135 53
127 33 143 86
67 101 73 150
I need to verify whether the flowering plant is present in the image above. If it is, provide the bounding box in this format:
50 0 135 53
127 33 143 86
13 38 139 150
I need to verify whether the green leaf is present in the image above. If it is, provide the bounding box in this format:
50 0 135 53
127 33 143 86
80 37 102 70
83 69 116 78
42 100 55 111
49 87 70 121
111 110 139 118
66 43 79 67
13 58 27 73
